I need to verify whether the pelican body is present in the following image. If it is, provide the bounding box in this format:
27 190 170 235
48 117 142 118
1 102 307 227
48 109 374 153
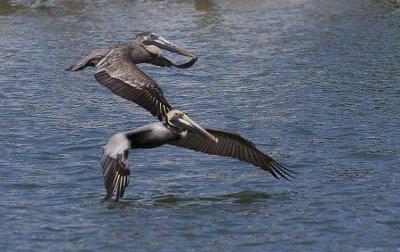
67 32 197 120
67 32 197 71
67 32 293 202
101 110 292 201
101 110 218 201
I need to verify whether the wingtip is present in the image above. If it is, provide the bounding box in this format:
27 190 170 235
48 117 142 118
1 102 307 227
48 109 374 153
275 162 296 181
174 57 198 69
65 65 79 71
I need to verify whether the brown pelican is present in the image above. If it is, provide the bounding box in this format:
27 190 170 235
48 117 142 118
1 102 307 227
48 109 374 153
102 110 293 201
67 32 293 201
67 32 197 120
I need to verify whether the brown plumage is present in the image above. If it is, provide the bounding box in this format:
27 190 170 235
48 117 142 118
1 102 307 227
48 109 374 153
99 110 293 201
169 128 293 180
67 32 197 120
67 33 293 201
100 110 219 201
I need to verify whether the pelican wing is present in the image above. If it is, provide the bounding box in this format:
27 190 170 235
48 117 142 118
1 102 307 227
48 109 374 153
150 56 198 69
100 133 131 201
94 49 173 121
66 48 112 71
149 55 175 68
168 128 293 180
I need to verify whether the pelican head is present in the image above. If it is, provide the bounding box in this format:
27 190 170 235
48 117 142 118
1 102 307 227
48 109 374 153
166 110 218 143
136 32 197 59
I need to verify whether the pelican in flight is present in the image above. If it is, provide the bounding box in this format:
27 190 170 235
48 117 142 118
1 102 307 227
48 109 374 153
67 31 197 120
102 110 292 201
67 32 293 201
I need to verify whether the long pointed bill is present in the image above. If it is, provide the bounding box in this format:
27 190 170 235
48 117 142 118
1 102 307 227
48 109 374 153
174 115 218 143
143 35 198 68
146 36 197 58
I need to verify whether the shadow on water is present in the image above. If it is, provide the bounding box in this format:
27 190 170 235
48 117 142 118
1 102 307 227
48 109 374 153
153 191 281 205
101 190 277 210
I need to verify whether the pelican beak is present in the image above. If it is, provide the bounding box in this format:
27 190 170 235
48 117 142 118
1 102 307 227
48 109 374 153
173 114 218 143
144 35 197 59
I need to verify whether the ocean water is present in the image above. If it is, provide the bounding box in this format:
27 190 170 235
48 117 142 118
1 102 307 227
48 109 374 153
0 0 399 251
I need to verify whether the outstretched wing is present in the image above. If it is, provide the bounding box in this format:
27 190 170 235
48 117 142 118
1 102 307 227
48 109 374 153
168 128 293 180
66 48 112 71
100 132 131 201
150 55 198 69
94 46 173 121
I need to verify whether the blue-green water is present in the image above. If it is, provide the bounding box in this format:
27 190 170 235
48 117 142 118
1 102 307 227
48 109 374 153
1 0 399 251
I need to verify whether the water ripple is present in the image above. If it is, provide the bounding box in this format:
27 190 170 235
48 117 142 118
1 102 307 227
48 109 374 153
1 0 400 251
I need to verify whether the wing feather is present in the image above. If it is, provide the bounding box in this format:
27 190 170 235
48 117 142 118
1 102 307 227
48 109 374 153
100 133 131 201
66 48 111 71
94 48 173 120
168 128 294 180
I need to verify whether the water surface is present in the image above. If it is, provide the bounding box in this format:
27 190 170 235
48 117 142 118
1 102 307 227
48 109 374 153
0 0 399 251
